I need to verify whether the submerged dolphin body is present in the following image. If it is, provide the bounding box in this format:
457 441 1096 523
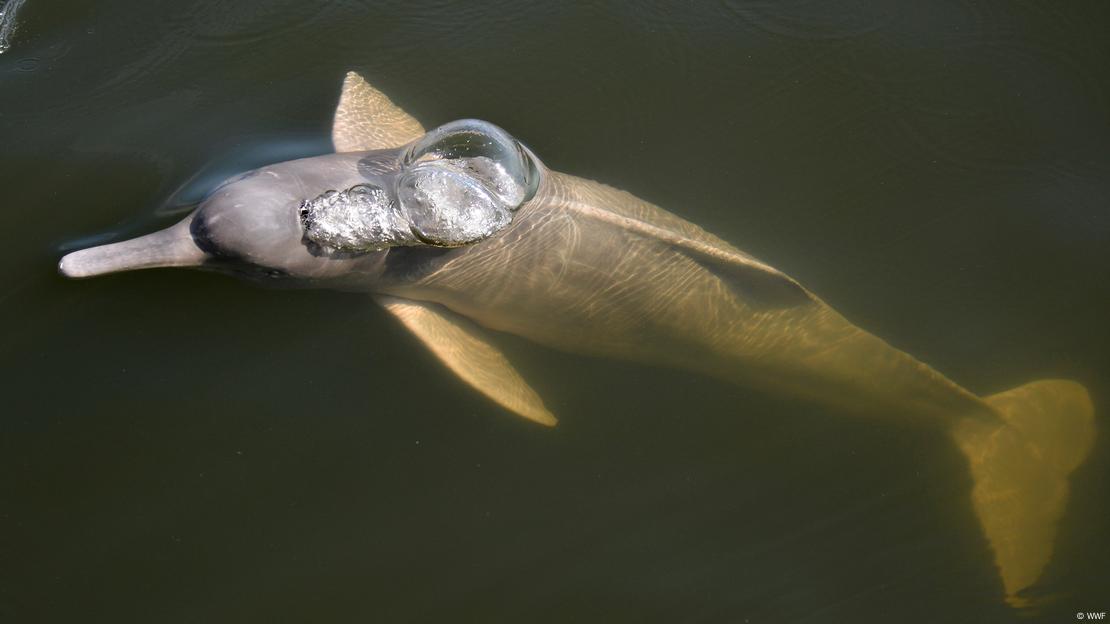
60 72 1095 607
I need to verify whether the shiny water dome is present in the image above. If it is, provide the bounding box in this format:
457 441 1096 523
397 119 539 246
301 119 538 253
299 184 412 252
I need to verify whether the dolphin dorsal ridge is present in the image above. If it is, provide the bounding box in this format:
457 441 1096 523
332 71 426 152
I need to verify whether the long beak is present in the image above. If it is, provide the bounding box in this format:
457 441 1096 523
58 214 208 279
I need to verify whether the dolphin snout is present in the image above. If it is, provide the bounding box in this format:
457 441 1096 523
58 215 207 279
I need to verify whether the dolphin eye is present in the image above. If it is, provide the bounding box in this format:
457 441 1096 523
396 120 539 246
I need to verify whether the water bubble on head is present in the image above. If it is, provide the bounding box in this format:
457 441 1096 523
397 119 540 246
397 161 513 246
403 120 538 202
299 183 412 253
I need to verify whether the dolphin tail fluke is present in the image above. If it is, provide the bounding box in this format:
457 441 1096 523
950 379 1095 608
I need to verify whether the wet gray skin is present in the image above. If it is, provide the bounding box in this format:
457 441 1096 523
57 73 1096 609
59 119 538 288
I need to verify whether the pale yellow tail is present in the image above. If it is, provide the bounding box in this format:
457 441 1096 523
951 380 1096 607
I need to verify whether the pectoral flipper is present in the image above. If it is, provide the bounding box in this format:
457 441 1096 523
376 296 557 427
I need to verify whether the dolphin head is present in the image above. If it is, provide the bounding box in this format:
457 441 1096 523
58 119 542 287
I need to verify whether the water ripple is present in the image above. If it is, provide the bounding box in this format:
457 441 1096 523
165 0 338 47
722 0 888 41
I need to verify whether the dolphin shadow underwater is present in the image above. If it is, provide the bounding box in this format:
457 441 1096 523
60 72 1095 608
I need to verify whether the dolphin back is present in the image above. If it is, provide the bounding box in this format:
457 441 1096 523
540 172 815 309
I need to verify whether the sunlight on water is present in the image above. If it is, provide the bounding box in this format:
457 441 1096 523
0 0 28 53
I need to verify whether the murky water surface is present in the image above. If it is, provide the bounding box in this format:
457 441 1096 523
1 1 1108 622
